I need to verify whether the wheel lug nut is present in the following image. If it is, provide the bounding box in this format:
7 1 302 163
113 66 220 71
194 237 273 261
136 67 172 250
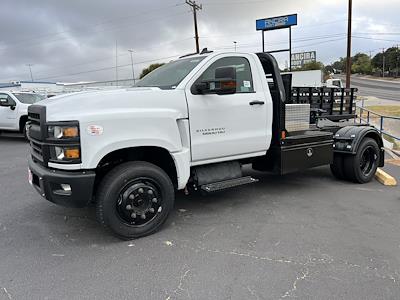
131 213 137 219
152 198 158 203
149 208 155 213
126 205 132 210
148 190 153 195
138 188 144 194
141 214 146 220
129 194 135 200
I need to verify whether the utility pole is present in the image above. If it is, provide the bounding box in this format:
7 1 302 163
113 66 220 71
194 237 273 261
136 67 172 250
345 0 352 88
233 41 237 52
186 0 202 53
396 45 399 78
128 49 136 84
115 40 119 86
26 64 34 81
382 48 385 78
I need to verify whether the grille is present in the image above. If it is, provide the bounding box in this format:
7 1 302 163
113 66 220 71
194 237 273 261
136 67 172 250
28 106 45 163
31 140 44 162
28 112 40 125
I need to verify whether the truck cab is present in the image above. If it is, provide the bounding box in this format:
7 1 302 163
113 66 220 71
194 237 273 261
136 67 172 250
27 51 384 239
0 91 45 137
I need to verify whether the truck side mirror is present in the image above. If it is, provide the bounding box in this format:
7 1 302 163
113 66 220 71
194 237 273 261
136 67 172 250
194 66 237 95
0 98 16 110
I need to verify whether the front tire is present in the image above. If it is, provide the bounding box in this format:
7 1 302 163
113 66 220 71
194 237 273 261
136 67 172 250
96 161 175 240
344 138 380 183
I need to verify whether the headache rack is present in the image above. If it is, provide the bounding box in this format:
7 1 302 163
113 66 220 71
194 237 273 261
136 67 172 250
289 87 358 124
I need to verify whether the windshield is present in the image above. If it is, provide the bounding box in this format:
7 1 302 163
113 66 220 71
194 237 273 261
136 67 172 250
13 93 46 104
135 57 205 89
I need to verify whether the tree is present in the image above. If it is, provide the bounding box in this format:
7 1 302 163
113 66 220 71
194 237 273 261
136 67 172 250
372 52 384 70
372 47 400 76
139 63 165 79
351 53 372 74
300 61 324 71
331 57 346 73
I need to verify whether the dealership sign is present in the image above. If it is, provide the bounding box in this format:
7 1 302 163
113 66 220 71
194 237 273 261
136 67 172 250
291 51 317 68
256 14 297 31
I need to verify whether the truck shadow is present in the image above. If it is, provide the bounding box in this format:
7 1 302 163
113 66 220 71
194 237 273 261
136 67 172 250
16 166 343 245
0 135 26 143
173 165 337 217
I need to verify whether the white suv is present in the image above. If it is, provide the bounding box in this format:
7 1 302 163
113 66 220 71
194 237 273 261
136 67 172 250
0 91 45 138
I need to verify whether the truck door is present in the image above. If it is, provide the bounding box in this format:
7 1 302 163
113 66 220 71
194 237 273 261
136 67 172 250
0 93 17 129
186 55 269 163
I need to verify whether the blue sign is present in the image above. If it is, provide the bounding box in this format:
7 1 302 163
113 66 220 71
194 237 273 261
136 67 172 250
256 14 297 31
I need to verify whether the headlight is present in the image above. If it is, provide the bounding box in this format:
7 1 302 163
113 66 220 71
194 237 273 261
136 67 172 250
52 146 81 162
48 125 79 139
46 122 81 164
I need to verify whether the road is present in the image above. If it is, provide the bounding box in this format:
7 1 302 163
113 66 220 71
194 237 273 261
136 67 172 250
1 136 400 299
338 75 400 102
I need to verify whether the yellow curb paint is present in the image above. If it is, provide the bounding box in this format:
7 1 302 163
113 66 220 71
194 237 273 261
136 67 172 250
375 168 397 186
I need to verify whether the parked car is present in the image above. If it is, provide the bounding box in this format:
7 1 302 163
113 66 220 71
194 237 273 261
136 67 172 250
0 91 46 138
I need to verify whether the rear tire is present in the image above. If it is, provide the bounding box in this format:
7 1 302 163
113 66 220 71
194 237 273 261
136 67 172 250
344 138 380 183
96 161 175 240
330 154 346 180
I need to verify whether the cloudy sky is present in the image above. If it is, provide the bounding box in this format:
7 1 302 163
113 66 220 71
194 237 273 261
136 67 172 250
0 0 399 83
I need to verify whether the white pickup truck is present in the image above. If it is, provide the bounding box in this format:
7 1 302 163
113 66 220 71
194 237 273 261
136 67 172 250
27 51 384 239
0 91 45 137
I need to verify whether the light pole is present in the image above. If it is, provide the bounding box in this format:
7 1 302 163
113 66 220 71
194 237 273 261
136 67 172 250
128 49 136 84
233 41 237 52
26 64 34 81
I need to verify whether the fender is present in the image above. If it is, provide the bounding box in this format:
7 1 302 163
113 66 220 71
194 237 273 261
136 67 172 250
333 125 385 167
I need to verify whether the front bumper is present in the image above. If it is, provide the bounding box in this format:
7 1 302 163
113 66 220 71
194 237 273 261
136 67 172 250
28 156 96 208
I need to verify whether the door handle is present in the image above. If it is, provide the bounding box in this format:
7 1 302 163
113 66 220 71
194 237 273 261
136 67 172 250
249 100 265 106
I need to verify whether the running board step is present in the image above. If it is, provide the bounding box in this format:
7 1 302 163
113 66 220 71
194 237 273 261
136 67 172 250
200 176 258 193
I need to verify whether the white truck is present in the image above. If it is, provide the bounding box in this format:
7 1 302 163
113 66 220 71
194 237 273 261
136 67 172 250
283 70 344 88
27 51 384 239
0 91 45 137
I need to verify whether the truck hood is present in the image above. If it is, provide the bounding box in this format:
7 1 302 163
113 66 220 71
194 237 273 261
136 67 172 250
39 88 188 122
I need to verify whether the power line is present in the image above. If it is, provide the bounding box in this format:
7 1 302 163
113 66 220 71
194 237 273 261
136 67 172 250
35 55 180 81
0 10 190 53
1 3 186 49
0 37 194 81
211 33 347 51
353 36 400 43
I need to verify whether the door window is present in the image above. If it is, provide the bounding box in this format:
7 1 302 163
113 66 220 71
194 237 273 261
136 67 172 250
195 57 254 93
0 94 9 102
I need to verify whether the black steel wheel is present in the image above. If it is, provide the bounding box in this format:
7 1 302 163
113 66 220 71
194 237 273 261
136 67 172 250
116 178 163 227
344 138 380 183
96 161 174 239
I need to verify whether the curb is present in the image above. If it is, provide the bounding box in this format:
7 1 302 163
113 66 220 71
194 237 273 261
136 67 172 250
375 168 397 186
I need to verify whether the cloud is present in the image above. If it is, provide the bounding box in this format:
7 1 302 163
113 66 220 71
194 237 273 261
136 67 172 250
0 0 398 82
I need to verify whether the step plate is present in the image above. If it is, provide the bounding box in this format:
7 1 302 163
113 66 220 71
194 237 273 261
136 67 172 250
201 176 259 193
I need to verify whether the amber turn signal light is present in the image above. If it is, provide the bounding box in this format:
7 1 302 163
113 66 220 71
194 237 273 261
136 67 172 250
64 148 80 159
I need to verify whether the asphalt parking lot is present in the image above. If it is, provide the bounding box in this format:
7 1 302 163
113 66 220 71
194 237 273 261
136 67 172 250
1 135 399 300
